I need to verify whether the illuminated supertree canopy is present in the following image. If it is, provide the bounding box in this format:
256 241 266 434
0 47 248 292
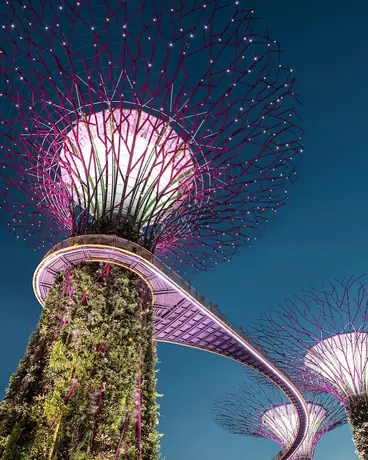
0 0 303 272
0 0 304 458
212 379 345 459
253 275 368 459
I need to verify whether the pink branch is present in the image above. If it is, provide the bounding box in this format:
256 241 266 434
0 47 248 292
135 366 143 459
114 415 129 460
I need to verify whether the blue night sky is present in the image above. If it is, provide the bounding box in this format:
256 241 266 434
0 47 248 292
0 0 367 458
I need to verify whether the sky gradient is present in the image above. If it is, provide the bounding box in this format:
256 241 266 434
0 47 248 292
0 0 366 458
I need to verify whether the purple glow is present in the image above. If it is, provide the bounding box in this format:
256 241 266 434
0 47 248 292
213 378 346 459
33 234 310 459
305 332 368 399
253 275 368 403
0 0 302 271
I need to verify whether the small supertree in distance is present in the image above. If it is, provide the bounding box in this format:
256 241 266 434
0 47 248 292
212 376 346 460
254 275 368 459
0 0 303 458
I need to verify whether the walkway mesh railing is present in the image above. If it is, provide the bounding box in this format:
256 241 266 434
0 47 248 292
44 234 304 460
45 234 264 356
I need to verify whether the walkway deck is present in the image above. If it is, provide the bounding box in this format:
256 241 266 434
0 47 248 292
33 235 308 459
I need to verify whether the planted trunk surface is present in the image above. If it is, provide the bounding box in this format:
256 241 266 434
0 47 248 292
346 394 368 460
0 263 160 459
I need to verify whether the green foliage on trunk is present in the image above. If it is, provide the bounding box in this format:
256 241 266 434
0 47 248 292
0 263 161 459
346 394 368 460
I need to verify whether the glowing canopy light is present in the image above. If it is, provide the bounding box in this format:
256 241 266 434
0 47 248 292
305 332 368 399
0 0 304 271
213 378 346 460
59 108 194 224
261 403 327 459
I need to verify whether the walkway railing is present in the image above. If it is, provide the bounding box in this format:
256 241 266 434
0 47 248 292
44 234 306 459
45 234 269 359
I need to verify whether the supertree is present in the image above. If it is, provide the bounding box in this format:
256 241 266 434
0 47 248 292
212 378 346 460
253 275 368 459
0 0 304 458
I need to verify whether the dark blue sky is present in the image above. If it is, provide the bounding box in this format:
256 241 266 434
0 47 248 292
0 0 367 458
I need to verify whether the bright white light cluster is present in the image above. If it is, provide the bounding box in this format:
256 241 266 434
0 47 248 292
59 108 194 223
305 332 368 399
261 403 326 458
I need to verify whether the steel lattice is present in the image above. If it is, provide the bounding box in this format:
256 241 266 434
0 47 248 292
0 0 302 272
213 375 346 459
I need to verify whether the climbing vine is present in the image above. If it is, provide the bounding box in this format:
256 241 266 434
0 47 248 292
0 263 161 459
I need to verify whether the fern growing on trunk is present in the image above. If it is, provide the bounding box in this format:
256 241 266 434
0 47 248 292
0 263 161 459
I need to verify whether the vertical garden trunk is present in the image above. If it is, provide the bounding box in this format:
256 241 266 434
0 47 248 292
0 263 160 459
346 394 368 460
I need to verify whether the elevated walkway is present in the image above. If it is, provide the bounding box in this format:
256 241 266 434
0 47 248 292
33 235 308 459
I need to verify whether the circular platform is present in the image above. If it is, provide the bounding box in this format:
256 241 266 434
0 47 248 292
33 234 308 459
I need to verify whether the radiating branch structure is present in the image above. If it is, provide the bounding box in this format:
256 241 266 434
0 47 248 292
213 379 346 459
0 0 303 272
253 275 368 459
0 0 305 458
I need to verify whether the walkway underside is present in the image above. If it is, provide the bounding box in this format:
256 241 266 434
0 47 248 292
33 235 308 459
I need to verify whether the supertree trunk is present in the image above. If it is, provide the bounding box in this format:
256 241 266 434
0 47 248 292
0 263 160 459
346 395 368 460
